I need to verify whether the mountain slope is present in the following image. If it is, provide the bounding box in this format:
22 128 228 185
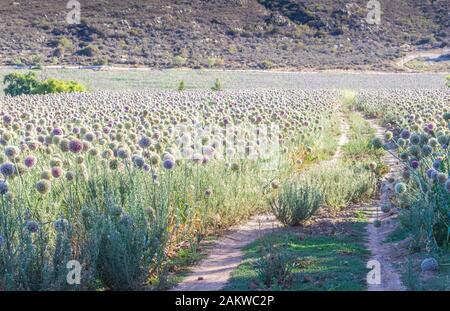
0 0 448 70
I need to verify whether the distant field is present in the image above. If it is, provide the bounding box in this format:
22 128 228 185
0 69 448 94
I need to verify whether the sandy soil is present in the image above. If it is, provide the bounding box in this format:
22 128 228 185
364 119 406 291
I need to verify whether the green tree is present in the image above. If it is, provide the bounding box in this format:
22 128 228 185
3 72 41 96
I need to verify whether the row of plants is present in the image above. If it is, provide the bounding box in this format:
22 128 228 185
355 89 449 254
0 89 340 290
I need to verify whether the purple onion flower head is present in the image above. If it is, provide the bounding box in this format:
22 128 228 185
411 160 420 170
138 136 151 149
24 155 37 168
51 167 63 178
0 235 4 248
163 157 175 170
2 114 12 124
426 168 436 179
51 127 63 136
68 139 83 153
400 129 411 139
25 220 39 233
0 162 16 177
427 122 436 131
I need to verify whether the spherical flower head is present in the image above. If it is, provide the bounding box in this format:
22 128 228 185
421 144 432 157
4 146 20 158
399 152 409 161
65 171 75 181
132 155 145 169
51 127 63 136
36 179 51 195
426 168 436 179
24 155 37 168
371 137 383 149
0 235 4 248
410 134 421 145
2 114 12 125
51 166 63 178
384 131 393 141
54 218 69 232
394 182 407 194
25 220 39 233
427 122 435 131
429 138 438 148
68 139 83 153
0 180 9 195
437 173 447 184
117 148 130 159
400 129 411 139
83 132 95 142
101 149 113 159
0 162 16 177
138 136 151 149
163 158 175 170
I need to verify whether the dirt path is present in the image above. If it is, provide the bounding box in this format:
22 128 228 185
330 113 349 162
364 119 406 291
395 49 449 72
172 113 350 291
170 214 279 291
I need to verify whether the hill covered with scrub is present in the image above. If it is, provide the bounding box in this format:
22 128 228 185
0 0 448 70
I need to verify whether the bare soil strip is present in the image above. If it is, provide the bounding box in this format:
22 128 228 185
172 113 349 291
170 214 279 291
365 119 406 291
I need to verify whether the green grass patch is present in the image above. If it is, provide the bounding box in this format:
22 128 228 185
224 223 369 291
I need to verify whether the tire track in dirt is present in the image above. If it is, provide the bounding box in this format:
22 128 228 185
171 112 349 291
364 118 406 291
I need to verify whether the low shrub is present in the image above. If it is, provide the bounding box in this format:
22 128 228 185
270 179 323 226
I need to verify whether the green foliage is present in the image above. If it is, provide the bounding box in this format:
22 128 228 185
178 80 186 91
35 78 86 94
270 179 323 226
211 78 222 91
446 75 450 88
255 236 297 289
78 45 99 57
3 72 41 96
3 72 86 96
304 162 376 210
172 55 187 67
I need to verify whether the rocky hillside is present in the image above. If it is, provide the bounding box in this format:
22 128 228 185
0 0 448 70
